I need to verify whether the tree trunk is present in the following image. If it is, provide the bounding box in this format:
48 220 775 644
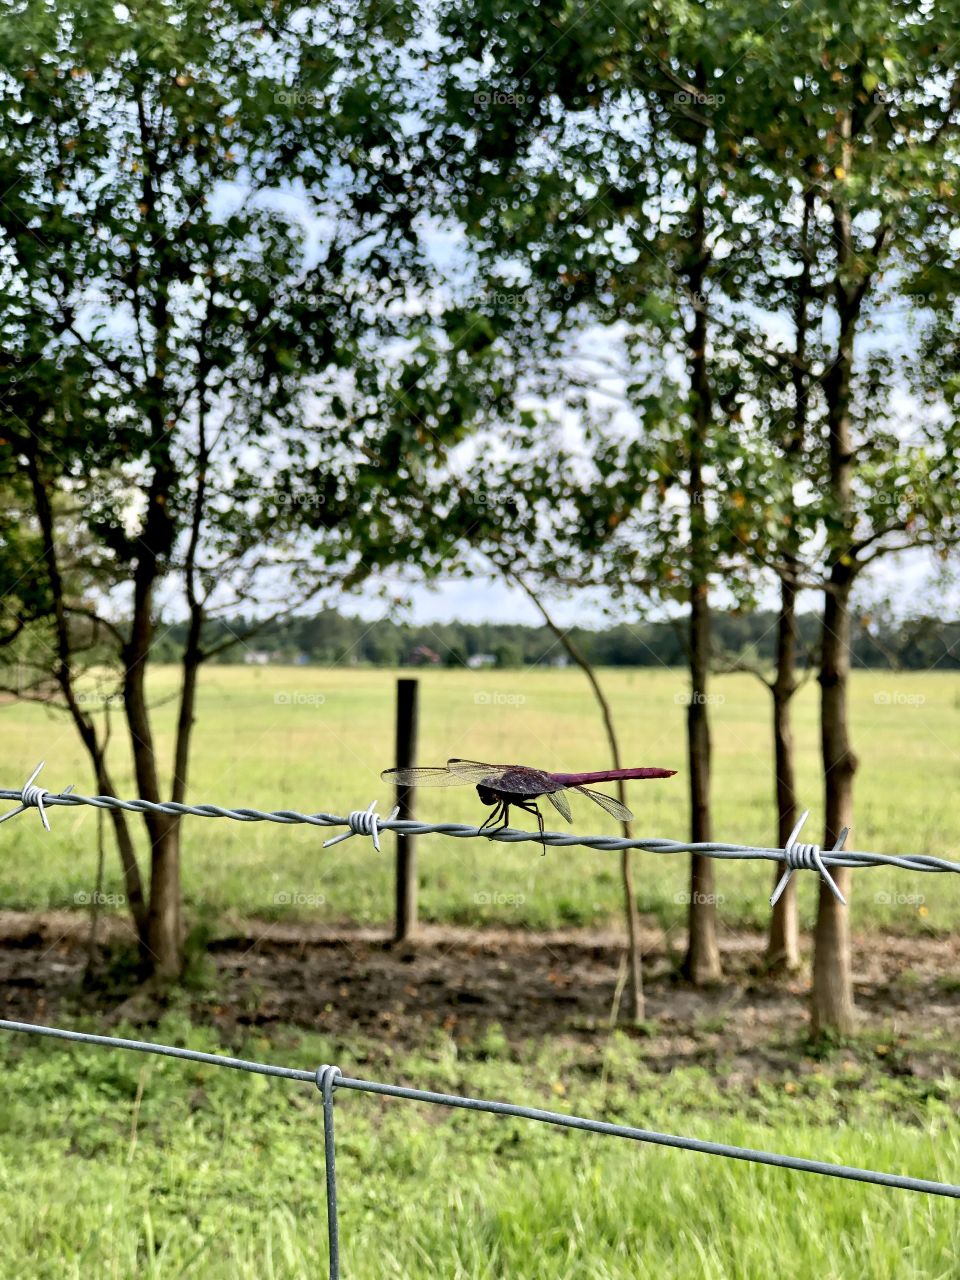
680 108 721 985
767 185 815 972
767 570 800 971
145 816 182 977
24 441 149 948
813 165 860 1030
813 567 857 1034
683 577 721 983
92 751 150 953
126 621 182 976
172 610 203 805
143 615 202 977
125 456 182 977
618 847 644 1021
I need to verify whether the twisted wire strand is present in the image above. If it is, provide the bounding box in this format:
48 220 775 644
1 782 957 875
0 1019 956 1200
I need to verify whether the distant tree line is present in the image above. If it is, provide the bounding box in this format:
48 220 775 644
152 608 960 671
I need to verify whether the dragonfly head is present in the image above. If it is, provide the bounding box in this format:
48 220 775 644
476 783 499 807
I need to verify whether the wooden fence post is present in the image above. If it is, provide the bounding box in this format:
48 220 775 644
394 677 419 942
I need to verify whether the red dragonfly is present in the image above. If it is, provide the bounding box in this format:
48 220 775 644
381 758 676 846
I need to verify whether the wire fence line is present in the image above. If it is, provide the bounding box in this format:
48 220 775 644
0 1017 957 1280
3 763 960 910
2 762 959 1275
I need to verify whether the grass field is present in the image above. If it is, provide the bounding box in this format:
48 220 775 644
0 665 956 935
0 1015 957 1280
0 665 958 1278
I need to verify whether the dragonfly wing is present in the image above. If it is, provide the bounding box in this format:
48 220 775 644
444 759 510 783
381 766 477 788
574 785 633 823
546 789 573 823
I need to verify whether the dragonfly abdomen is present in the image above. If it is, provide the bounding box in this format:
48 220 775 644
550 767 677 785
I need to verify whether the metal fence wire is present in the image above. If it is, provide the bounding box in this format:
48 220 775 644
1 764 958 1277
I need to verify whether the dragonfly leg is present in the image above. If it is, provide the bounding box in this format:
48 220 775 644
478 802 504 835
515 800 546 854
486 802 511 838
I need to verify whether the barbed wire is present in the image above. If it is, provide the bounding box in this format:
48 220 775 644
2 763 958 906
2 762 959 1274
0 1017 957 1280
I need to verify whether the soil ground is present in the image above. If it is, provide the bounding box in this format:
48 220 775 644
1 911 957 1081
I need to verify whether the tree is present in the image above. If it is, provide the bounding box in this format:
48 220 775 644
425 0 960 1015
430 0 819 983
714 2 960 1030
0 0 428 974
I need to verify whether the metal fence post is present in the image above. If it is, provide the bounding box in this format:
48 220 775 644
316 1064 343 1279
394 678 419 942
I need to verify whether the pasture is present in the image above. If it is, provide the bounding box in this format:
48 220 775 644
0 665 957 1278
0 1014 957 1279
0 665 956 935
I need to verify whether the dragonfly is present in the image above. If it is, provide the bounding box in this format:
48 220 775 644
381 758 676 848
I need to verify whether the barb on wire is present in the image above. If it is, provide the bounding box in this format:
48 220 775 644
770 811 848 907
322 800 399 853
0 762 74 832
1 764 957 888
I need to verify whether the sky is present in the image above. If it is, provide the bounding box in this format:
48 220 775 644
352 546 958 628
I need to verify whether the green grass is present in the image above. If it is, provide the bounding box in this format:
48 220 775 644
0 666 956 935
0 1016 957 1280
0 667 957 1278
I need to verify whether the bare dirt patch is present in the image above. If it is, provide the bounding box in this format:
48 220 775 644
0 911 957 1079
